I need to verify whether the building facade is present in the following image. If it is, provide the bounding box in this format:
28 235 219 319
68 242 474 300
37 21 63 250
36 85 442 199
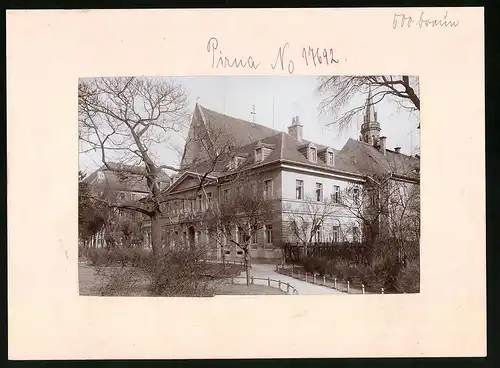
81 94 420 260
155 95 420 260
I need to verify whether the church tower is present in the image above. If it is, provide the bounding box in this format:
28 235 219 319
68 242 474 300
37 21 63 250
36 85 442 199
360 87 381 146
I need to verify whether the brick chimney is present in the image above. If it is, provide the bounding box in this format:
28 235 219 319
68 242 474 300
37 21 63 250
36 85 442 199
379 136 387 155
394 146 401 153
288 116 303 142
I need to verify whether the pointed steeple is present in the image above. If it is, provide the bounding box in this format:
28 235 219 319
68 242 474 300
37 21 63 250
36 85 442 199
364 86 377 123
360 86 381 145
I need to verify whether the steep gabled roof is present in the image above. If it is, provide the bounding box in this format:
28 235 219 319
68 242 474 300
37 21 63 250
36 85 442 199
198 104 280 146
338 139 420 181
83 163 171 193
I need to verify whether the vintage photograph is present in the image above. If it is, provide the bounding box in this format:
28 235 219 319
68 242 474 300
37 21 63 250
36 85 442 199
78 75 420 297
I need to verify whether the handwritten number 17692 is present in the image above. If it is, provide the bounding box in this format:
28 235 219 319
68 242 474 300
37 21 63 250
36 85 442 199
302 47 339 66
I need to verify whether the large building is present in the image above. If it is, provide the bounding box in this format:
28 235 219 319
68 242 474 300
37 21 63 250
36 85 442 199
81 93 420 259
156 92 420 260
81 163 170 248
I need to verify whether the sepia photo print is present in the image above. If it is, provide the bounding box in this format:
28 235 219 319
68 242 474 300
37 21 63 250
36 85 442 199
78 75 421 297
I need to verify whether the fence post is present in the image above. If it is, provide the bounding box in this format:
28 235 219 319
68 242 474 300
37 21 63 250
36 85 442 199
323 276 326 286
381 288 385 294
347 281 350 293
287 284 290 294
231 277 234 284
251 276 254 284
334 278 337 289
362 284 365 294
278 280 281 290
305 273 308 282
267 278 270 286
313 274 316 284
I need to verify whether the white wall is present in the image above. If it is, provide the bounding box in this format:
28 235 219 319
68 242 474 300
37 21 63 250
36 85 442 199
280 168 363 242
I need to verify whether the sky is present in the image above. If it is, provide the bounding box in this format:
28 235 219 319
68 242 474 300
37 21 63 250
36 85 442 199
79 76 420 174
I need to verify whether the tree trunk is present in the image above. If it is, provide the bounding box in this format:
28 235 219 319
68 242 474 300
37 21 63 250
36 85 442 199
244 248 251 286
150 213 163 274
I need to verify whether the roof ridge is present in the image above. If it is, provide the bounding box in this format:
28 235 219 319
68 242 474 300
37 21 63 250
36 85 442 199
199 104 280 134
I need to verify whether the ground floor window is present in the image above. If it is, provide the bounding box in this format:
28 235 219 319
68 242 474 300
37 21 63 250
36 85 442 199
332 225 340 243
265 224 273 244
352 227 360 242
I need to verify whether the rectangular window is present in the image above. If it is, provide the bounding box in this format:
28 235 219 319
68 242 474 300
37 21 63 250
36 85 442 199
206 192 212 210
353 188 359 205
251 225 257 243
314 225 322 243
265 224 273 244
264 179 272 199
316 183 323 202
353 227 360 243
197 194 203 211
255 148 262 162
296 180 303 200
332 225 340 243
370 190 378 206
310 147 317 162
333 185 340 203
223 189 230 204
327 151 334 165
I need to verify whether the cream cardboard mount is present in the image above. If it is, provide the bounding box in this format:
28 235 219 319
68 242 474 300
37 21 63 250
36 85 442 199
6 8 485 359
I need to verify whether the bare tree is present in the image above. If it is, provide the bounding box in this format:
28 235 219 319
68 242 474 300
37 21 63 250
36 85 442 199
284 195 340 255
78 77 234 269
317 75 420 131
206 173 274 285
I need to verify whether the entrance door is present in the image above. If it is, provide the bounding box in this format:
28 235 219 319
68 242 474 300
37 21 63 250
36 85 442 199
188 226 195 250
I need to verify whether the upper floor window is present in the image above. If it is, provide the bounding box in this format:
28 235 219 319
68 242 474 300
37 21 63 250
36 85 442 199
206 192 213 209
332 185 340 203
353 188 360 205
223 189 230 204
309 147 317 162
327 151 334 165
316 183 323 202
197 194 203 211
264 179 273 199
255 148 263 162
296 180 303 200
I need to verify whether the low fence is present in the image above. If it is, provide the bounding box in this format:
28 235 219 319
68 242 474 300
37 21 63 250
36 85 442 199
226 276 299 295
276 264 387 295
283 242 371 263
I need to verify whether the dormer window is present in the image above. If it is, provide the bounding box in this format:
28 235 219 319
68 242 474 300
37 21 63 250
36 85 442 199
97 171 105 181
327 150 334 166
309 146 317 162
255 147 263 162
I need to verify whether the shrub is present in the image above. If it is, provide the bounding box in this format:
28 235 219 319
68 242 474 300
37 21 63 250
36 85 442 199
142 245 223 297
97 266 146 296
301 256 328 276
89 248 110 266
129 248 153 267
394 260 420 293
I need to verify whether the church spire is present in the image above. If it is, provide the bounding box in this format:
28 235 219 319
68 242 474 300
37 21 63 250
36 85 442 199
364 86 377 123
360 86 381 145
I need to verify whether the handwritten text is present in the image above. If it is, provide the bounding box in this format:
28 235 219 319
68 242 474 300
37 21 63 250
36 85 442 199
206 37 344 74
392 10 460 29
